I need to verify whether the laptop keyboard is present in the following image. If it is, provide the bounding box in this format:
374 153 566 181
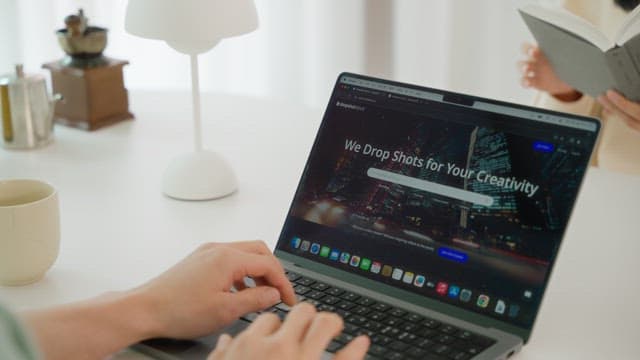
240 271 496 360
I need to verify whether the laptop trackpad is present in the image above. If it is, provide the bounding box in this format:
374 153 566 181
139 319 251 359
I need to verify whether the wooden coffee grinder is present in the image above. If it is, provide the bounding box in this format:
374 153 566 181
43 9 133 131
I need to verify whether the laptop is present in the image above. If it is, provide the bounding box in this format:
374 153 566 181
136 73 600 359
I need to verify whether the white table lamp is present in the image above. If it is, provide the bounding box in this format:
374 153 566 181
125 0 258 200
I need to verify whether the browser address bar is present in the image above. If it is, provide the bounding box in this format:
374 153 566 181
367 168 494 207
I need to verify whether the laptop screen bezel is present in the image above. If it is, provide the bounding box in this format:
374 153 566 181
274 72 600 343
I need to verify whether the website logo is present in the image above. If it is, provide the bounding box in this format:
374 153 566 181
329 249 340 261
350 255 361 267
370 261 382 274
460 289 472 302
477 294 490 308
495 300 506 315
414 275 425 288
426 281 436 289
339 252 350 264
402 272 415 284
392 268 403 280
382 265 393 277
290 237 301 249
436 282 448 296
300 241 311 252
448 285 460 299
359 258 372 271
320 246 331 258
310 243 320 255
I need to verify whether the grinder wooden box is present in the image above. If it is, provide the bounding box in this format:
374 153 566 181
43 58 134 131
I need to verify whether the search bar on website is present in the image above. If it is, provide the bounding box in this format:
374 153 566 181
367 168 494 207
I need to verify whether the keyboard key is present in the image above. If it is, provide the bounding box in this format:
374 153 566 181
383 351 403 360
353 306 371 316
372 303 390 312
306 290 325 300
416 327 438 338
370 334 393 346
317 304 336 312
294 285 311 295
382 317 403 327
440 325 458 335
368 312 387 321
337 301 356 311
295 277 315 286
311 282 329 291
404 313 425 323
423 318 441 329
357 297 376 306
285 271 301 282
399 322 418 332
275 302 291 312
379 326 400 338
335 309 351 318
456 330 473 340
362 321 383 331
343 323 360 335
364 355 381 360
326 340 343 353
396 332 417 343
407 346 427 358
368 344 388 357
431 344 452 355
334 333 354 344
322 295 341 305
347 315 368 325
416 338 435 349
435 334 456 344
341 292 360 302
388 341 409 352
389 308 407 318
326 287 345 296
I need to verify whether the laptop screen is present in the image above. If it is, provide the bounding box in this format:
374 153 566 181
276 73 599 330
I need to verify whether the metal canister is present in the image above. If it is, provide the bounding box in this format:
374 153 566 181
0 65 62 150
0 74 13 143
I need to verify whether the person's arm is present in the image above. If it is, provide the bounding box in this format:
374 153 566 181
21 241 298 360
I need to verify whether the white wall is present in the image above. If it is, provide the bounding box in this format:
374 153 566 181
0 0 539 108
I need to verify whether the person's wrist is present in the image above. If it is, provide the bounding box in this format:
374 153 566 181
551 89 583 102
118 288 167 340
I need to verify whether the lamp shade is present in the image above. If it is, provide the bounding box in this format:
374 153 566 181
125 0 258 55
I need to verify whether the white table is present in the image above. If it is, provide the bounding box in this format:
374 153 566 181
1 92 639 359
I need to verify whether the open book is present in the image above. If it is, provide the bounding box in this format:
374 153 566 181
519 4 640 101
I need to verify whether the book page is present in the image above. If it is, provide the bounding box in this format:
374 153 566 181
520 4 612 51
615 4 640 45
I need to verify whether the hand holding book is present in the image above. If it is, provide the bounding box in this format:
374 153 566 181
598 90 640 131
518 42 582 102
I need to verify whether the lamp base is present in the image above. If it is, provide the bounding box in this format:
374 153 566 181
162 150 237 200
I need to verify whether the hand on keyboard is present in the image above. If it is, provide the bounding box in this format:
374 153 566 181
208 302 370 360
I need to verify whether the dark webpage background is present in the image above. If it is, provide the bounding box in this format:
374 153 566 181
277 86 595 329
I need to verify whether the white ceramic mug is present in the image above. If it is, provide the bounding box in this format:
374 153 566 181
0 179 60 286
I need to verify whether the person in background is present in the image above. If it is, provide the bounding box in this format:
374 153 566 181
519 0 640 175
0 241 369 360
